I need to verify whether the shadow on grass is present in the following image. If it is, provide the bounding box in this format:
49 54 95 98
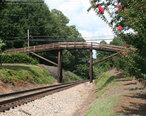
98 76 116 91
116 92 146 116
118 102 146 116
123 82 137 86
124 93 146 100
116 72 123 78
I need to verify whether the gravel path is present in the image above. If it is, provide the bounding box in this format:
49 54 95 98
0 82 95 116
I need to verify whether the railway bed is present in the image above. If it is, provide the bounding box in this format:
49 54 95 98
0 80 88 112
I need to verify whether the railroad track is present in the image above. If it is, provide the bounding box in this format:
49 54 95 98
0 80 88 112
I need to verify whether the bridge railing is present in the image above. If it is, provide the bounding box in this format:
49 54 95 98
4 42 127 54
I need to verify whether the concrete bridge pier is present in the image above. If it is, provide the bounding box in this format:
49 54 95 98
58 50 63 83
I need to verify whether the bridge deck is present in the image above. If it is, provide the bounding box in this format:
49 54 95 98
4 42 126 54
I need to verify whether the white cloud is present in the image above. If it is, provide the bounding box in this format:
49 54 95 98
79 29 114 44
45 0 114 44
44 0 115 58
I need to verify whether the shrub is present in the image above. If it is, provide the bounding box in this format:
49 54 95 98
1 53 38 65
63 71 82 82
73 64 89 79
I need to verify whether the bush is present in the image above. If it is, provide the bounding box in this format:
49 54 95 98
93 66 99 78
113 52 146 80
73 64 89 79
1 53 38 65
63 71 82 82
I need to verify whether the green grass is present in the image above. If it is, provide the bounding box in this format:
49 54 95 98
85 71 121 116
125 76 133 81
95 72 118 97
63 71 82 82
95 71 110 88
86 94 120 116
0 64 56 84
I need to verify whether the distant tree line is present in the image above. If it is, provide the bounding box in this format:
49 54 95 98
0 0 90 79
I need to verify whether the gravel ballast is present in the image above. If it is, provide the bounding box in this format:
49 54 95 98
0 82 95 116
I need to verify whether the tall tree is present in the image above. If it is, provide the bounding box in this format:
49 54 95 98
0 0 90 78
88 0 146 79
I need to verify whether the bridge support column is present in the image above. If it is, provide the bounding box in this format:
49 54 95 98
90 49 93 83
58 50 63 83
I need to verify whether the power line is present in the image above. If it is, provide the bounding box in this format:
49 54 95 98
0 25 48 28
0 13 113 18
86 39 113 41
2 35 115 40
0 14 49 18
2 0 44 4
31 35 115 38
1 34 115 38
4 38 114 43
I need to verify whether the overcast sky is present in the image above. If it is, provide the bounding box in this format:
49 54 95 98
44 0 114 44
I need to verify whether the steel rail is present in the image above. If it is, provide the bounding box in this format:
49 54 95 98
0 80 88 112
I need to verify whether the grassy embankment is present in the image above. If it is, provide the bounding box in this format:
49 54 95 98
85 71 122 116
0 64 56 84
0 64 82 84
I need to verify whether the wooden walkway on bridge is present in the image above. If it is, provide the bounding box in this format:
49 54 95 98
3 42 127 83
4 42 125 54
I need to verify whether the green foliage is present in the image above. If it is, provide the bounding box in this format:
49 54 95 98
1 53 38 65
88 0 146 80
0 1 89 78
63 50 75 69
0 39 5 49
0 2 85 48
113 51 146 79
63 71 82 82
0 65 56 84
110 38 146 79
73 64 89 79
62 49 90 79
93 66 99 78
95 41 112 74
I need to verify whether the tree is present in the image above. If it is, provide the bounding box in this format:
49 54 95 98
88 0 146 79
0 0 90 78
0 39 5 51
88 0 146 54
95 41 112 73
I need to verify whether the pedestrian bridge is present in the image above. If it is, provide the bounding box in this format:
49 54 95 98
4 42 126 54
3 42 129 83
